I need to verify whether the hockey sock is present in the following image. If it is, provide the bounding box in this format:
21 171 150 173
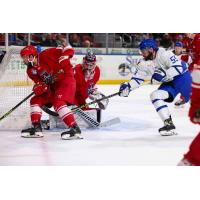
31 104 42 123
54 101 76 127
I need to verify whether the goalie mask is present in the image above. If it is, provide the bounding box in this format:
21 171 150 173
82 52 97 79
20 45 38 67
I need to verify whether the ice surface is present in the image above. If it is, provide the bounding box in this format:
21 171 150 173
0 85 198 165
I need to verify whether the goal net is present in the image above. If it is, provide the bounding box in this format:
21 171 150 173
0 46 101 130
0 46 33 130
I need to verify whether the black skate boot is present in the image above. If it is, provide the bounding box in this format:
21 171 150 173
159 116 177 136
21 122 43 138
174 99 185 108
61 124 83 140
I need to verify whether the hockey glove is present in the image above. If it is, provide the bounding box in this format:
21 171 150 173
151 68 172 83
33 82 49 96
119 82 131 97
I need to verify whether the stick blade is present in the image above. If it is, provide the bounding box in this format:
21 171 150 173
99 117 121 128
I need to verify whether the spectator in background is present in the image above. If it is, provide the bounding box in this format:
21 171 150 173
43 33 58 47
16 33 28 46
82 39 91 48
31 33 43 46
56 35 68 47
0 34 5 45
69 33 81 47
160 33 173 49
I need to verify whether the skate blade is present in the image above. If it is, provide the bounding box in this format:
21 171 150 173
159 130 178 136
61 134 83 140
21 132 44 138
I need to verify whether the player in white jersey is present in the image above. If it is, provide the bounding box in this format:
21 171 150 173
119 39 192 136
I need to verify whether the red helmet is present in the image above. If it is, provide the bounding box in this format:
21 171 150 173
20 45 38 57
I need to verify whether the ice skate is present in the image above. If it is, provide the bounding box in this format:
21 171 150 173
61 125 83 140
174 99 185 108
159 117 177 136
177 158 194 166
21 122 43 138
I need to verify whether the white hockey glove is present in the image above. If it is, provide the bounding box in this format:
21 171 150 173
89 92 109 110
119 82 131 97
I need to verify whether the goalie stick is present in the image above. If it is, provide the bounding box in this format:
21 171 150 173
0 69 64 122
40 92 121 128
43 106 120 128
41 91 121 117
75 107 121 128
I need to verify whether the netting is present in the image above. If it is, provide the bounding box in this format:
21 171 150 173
0 46 33 129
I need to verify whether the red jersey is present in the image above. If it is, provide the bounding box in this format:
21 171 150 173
191 34 200 63
27 46 74 84
74 64 100 106
176 53 192 65
184 62 200 166
182 36 193 54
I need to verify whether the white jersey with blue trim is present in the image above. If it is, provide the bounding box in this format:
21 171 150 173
129 47 188 90
153 47 188 79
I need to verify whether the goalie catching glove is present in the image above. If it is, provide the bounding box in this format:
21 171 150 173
33 82 49 96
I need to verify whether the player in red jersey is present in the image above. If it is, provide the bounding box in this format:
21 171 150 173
173 41 192 107
74 52 109 112
178 63 200 166
20 45 82 140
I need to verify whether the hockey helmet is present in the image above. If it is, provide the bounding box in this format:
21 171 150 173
20 45 38 58
139 39 158 51
83 52 97 70
175 41 183 47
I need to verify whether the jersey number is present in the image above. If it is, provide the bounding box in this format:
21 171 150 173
170 55 178 64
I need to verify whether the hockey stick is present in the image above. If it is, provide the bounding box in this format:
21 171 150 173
72 91 120 111
74 107 121 128
74 107 100 128
0 69 64 122
41 91 121 117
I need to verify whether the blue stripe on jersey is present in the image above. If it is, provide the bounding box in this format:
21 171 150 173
152 99 160 104
172 66 182 75
172 61 188 74
156 105 168 112
131 77 144 85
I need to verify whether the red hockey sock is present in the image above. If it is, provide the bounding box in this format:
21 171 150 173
30 104 42 123
54 102 76 128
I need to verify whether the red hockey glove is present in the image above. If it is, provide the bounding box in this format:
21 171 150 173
33 82 48 96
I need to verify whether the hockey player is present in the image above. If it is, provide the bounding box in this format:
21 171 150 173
188 34 200 72
119 39 192 136
20 45 82 140
178 34 200 165
178 63 200 165
74 52 108 111
173 41 192 107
